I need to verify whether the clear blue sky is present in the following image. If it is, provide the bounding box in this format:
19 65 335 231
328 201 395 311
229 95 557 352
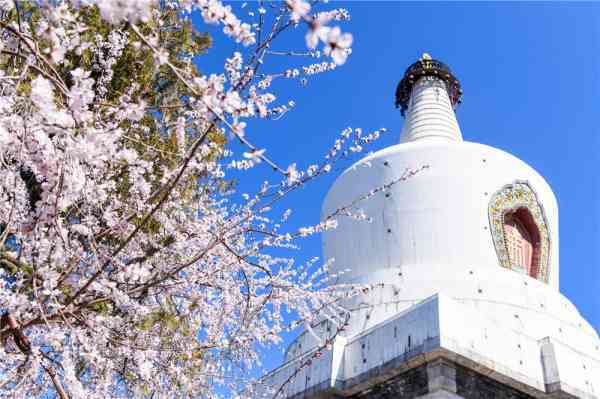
195 2 599 372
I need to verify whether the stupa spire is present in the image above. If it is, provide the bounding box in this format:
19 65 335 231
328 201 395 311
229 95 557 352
395 53 463 143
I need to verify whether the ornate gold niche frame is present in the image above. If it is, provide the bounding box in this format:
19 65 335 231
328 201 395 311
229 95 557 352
488 181 551 283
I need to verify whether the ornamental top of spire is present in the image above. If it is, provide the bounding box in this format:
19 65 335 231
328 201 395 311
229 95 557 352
395 54 463 117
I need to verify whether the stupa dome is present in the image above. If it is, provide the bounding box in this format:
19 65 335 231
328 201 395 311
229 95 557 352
322 141 559 289
323 54 559 289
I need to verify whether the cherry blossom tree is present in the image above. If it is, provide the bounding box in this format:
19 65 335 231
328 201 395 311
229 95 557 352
0 1 390 397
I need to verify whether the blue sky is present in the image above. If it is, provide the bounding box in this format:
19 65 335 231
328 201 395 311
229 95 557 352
195 2 599 373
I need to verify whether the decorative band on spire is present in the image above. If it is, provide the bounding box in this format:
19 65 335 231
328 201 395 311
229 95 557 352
395 54 463 117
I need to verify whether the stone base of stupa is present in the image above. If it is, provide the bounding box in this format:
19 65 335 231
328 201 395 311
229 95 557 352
262 294 599 399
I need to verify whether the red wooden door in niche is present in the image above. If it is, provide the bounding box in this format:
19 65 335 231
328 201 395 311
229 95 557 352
503 212 534 274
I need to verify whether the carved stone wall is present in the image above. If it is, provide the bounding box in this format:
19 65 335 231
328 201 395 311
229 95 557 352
348 360 536 399
456 367 534 399
349 366 428 399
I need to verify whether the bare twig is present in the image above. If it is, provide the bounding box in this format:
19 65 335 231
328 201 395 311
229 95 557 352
42 364 69 399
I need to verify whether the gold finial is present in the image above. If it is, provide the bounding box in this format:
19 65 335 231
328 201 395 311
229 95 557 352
421 52 432 61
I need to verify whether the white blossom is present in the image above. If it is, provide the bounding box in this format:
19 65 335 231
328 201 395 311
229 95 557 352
243 148 265 161
30 76 57 115
96 0 156 24
286 0 311 22
321 26 353 65
0 0 13 12
286 163 300 185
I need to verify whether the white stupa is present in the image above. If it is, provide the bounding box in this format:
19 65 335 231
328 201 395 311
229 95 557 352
262 54 600 399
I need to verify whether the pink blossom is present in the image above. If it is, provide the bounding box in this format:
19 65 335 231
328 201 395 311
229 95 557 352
286 0 311 22
321 26 353 65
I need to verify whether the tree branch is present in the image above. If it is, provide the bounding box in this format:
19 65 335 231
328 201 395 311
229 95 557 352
42 364 69 399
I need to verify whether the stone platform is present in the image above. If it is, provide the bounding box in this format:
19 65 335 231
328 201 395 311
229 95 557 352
262 294 599 399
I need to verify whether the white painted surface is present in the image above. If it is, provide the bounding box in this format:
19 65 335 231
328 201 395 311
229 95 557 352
284 267 599 364
541 337 600 397
322 139 559 289
400 77 462 143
